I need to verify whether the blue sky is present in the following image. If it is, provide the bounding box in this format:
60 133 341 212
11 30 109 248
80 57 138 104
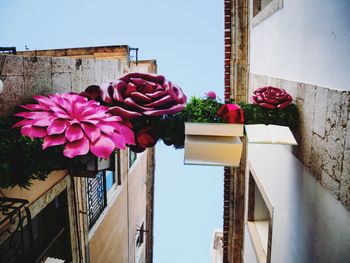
0 0 224 262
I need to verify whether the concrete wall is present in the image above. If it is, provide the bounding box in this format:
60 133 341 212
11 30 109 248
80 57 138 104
250 0 350 91
249 74 350 209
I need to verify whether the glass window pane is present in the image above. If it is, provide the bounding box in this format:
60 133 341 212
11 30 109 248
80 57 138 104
105 171 115 192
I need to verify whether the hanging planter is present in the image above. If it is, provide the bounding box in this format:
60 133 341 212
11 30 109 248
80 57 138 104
184 122 244 166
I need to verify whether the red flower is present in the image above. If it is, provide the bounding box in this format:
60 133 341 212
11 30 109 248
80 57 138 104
250 86 292 109
82 73 187 119
130 126 158 153
217 104 244 124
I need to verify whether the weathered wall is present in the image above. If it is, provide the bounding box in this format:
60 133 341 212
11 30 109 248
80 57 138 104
0 54 156 116
249 73 350 209
250 0 350 91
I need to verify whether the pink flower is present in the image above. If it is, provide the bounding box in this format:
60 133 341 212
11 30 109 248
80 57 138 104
206 91 217 100
250 86 292 109
13 93 135 159
81 73 187 119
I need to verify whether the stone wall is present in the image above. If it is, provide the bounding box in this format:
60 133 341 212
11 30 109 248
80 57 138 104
0 54 156 116
249 73 350 209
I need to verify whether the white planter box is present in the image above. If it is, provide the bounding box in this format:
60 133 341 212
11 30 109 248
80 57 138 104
184 122 243 167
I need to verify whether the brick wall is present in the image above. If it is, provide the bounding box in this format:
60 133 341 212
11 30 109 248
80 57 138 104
249 73 350 209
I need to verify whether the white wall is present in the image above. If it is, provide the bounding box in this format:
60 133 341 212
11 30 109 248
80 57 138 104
250 0 350 91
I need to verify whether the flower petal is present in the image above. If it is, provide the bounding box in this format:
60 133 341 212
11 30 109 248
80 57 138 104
63 136 89 158
96 123 115 135
15 111 54 119
108 132 127 149
109 106 142 119
43 134 66 149
48 119 68 135
111 80 126 102
143 95 172 107
90 134 115 158
32 117 56 127
119 125 135 145
143 104 185 116
100 83 113 104
33 95 55 107
21 125 47 139
12 119 35 128
81 123 101 142
20 104 47 111
65 124 84 142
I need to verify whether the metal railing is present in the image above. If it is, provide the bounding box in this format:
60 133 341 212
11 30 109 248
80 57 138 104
0 197 34 263
86 171 107 229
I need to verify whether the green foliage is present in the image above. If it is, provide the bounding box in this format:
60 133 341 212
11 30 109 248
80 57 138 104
238 102 299 131
0 117 76 189
158 98 299 149
158 96 223 149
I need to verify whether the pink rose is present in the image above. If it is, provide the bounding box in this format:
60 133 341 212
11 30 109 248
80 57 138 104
82 73 187 119
250 86 293 109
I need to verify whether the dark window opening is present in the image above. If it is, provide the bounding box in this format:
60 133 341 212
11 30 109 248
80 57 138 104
32 190 72 262
128 148 137 168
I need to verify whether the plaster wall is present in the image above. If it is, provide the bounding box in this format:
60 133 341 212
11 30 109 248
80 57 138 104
89 150 149 263
250 0 350 91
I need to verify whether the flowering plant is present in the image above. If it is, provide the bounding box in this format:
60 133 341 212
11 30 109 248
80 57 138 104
13 93 134 159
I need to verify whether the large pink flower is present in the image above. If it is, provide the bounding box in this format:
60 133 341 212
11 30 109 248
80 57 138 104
13 93 135 159
81 73 187 119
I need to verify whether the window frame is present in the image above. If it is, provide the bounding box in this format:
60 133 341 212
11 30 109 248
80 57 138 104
128 148 137 169
86 151 121 231
251 0 283 27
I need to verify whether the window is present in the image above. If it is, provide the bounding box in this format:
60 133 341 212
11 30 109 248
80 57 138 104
135 222 145 263
136 223 144 248
247 171 273 263
86 171 117 230
251 0 283 26
86 152 120 230
86 171 107 230
128 148 137 168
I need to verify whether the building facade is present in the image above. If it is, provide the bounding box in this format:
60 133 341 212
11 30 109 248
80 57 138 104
0 45 156 263
224 0 350 262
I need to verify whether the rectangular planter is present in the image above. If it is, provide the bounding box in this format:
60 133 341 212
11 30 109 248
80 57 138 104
184 122 243 167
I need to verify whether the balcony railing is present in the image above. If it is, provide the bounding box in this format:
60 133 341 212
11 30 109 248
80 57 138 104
0 197 34 263
86 171 107 229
